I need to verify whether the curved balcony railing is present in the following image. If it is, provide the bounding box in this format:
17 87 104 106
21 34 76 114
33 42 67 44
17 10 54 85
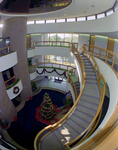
29 62 76 74
71 43 86 85
67 68 77 100
0 46 12 56
4 75 16 87
27 41 78 50
84 44 118 78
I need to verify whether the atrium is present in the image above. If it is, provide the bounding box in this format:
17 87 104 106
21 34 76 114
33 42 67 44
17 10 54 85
0 0 118 150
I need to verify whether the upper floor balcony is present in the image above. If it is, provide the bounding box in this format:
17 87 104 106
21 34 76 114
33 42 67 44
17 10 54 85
0 46 18 72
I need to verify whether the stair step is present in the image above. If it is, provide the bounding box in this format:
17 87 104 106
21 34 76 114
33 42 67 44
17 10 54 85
62 122 80 138
84 62 92 66
67 118 85 133
81 94 99 104
86 72 96 76
74 109 93 123
74 81 80 84
86 76 96 79
75 84 80 88
85 66 93 69
77 105 96 117
58 126 75 141
41 132 64 150
70 114 88 129
54 129 68 145
80 98 98 108
79 100 98 111
83 83 100 98
86 79 97 84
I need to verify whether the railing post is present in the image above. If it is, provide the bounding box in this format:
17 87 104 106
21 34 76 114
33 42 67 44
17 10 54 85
99 49 101 58
92 46 94 55
105 51 109 62
112 55 116 68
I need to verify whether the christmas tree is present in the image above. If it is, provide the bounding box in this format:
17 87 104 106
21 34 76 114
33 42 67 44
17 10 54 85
39 93 56 120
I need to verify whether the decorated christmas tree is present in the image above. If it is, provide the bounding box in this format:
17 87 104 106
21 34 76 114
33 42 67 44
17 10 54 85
39 93 56 120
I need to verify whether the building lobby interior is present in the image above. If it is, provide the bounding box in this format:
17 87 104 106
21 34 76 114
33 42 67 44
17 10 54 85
0 0 118 150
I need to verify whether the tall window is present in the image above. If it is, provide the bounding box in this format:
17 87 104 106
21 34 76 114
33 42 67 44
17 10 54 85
44 55 75 66
72 34 78 43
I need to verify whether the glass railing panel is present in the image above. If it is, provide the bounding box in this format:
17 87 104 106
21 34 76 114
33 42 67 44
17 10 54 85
29 66 36 73
113 55 118 72
0 46 11 56
100 49 107 61
93 47 99 57
107 52 113 67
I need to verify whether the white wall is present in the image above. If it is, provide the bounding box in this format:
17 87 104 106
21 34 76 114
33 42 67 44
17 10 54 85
35 46 70 57
0 51 18 72
26 9 118 36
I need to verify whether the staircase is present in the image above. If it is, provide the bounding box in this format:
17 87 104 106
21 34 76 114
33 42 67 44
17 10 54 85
39 53 100 150
73 81 80 96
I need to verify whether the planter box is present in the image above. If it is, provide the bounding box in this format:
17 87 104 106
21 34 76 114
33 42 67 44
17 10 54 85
6 79 23 100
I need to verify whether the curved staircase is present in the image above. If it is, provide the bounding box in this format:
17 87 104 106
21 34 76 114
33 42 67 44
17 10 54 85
39 53 100 150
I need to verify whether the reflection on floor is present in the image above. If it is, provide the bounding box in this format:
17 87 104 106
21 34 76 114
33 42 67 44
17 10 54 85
33 75 78 93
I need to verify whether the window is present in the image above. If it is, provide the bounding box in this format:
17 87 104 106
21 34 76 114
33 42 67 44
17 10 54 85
97 13 105 19
56 19 65 23
57 34 64 41
36 20 45 24
65 34 72 42
27 21 34 25
77 17 86 21
49 34 57 45
0 24 3 28
87 15 95 20
67 18 75 22
46 20 55 23
44 55 74 66
106 9 113 16
72 34 78 43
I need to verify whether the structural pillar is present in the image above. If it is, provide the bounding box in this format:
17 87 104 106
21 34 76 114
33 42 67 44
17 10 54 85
2 17 32 101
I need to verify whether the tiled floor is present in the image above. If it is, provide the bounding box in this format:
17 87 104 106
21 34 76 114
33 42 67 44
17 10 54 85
34 75 78 93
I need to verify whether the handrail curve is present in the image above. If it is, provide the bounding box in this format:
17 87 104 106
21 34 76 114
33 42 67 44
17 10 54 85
71 43 86 84
64 46 106 149
84 44 118 78
4 75 16 87
34 44 86 150
67 70 77 100
73 117 118 150
27 41 78 50
29 62 76 74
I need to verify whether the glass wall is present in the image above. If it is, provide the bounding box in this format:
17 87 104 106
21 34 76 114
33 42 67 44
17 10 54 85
47 33 78 44
44 55 75 66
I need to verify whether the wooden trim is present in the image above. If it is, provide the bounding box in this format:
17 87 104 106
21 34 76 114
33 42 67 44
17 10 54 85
4 75 16 84
0 46 12 51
